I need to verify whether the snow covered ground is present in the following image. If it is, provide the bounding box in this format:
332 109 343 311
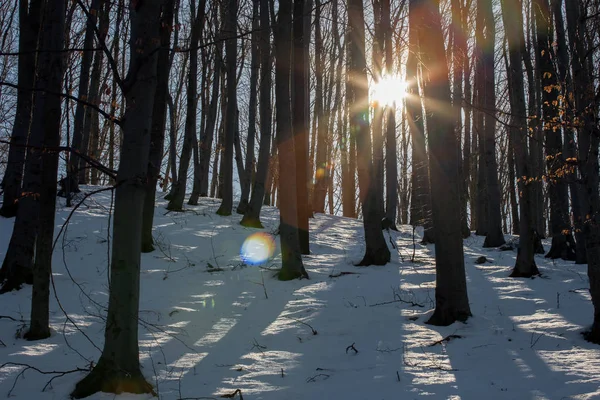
1 189 600 400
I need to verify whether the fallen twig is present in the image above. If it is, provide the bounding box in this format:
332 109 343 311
428 334 463 347
0 362 90 396
346 342 358 354
328 271 359 278
283 316 317 335
220 389 244 399
306 373 330 383
369 298 424 308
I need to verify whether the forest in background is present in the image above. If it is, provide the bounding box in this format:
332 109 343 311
0 0 599 397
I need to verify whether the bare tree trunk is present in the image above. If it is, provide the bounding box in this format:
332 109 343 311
200 12 222 197
107 1 125 186
501 0 539 278
275 0 308 280
141 0 175 253
0 0 43 218
349 0 390 266
407 10 432 244
371 0 385 219
72 0 101 185
452 0 470 237
342 29 356 218
480 0 505 247
473 1 487 236
383 0 397 229
168 0 206 211
462 0 473 232
25 0 65 340
237 0 260 214
71 1 162 397
241 0 272 227
413 0 471 325
85 2 109 185
535 0 573 260
216 0 238 216
292 0 311 254
312 0 328 214
564 0 600 342
552 0 585 263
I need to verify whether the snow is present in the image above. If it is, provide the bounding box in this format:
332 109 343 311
1 189 600 399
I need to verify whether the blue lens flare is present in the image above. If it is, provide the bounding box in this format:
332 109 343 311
240 232 276 265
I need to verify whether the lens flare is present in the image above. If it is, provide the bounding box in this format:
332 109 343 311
240 232 276 265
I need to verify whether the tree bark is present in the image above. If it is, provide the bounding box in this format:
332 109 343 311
564 1 600 343
292 0 311 254
275 0 308 280
241 0 272 227
534 0 573 260
141 0 175 253
25 0 66 340
383 0 398 229
552 0 585 263
168 0 206 211
71 2 162 397
216 0 238 216
0 0 43 218
407 2 433 244
348 0 390 266
237 0 260 214
501 0 540 278
72 0 101 185
199 12 222 198
414 0 471 325
480 0 505 248
312 0 328 214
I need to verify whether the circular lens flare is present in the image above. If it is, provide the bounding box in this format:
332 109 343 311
240 232 276 265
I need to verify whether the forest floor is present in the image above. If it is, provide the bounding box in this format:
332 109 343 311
1 189 599 400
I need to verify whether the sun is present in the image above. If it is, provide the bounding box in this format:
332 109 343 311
371 75 408 106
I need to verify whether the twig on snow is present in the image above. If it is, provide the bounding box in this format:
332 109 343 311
346 342 358 354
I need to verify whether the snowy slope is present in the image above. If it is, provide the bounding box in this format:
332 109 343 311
1 189 599 400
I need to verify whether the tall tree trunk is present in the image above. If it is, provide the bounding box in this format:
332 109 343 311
0 0 43 218
480 0 505 247
141 0 175 253
552 0 585 263
199 13 222 197
452 0 470 237
107 0 125 186
85 2 109 185
564 1 600 343
371 0 385 219
168 0 206 211
341 36 356 218
312 0 328 214
275 0 308 280
349 0 390 266
241 0 272 227
414 0 471 325
72 0 101 185
383 0 398 229
71 2 162 397
25 0 65 340
462 0 473 232
473 1 487 236
292 0 310 254
237 0 260 214
501 0 540 278
216 0 238 216
535 0 573 260
407 6 433 244
502 41 520 235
